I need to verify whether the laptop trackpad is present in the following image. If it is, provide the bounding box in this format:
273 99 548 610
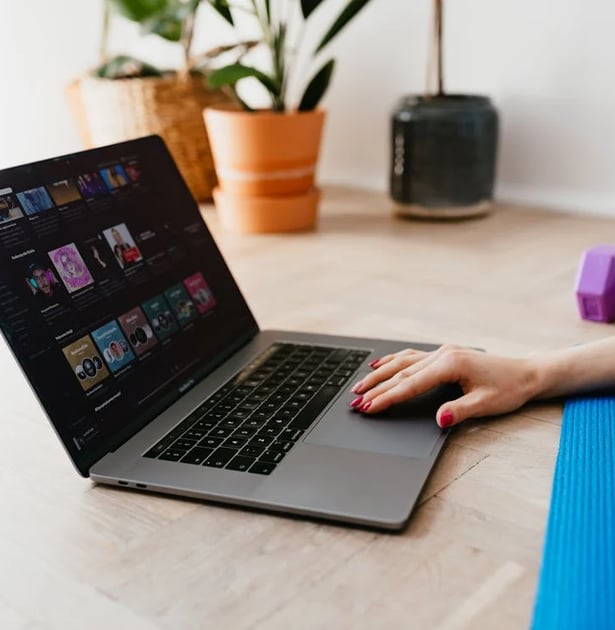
305 374 461 458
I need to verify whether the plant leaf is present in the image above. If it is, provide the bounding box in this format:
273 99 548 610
190 40 260 70
298 59 335 111
315 0 372 53
141 8 185 42
208 63 280 96
106 0 168 22
94 54 165 79
265 0 271 22
300 0 324 19
208 0 234 25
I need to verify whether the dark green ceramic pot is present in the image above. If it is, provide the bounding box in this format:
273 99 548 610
390 94 499 218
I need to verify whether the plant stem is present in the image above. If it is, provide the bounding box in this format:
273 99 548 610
99 1 111 66
435 0 444 95
251 0 284 110
181 2 198 78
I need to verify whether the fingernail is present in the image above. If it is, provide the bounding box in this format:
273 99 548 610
368 359 380 368
439 410 454 428
360 401 372 413
350 396 363 408
351 382 363 394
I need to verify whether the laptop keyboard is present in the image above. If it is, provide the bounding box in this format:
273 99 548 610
144 343 370 475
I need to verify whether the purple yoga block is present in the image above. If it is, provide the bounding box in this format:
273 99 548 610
575 245 615 322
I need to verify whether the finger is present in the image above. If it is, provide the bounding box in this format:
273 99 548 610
367 353 395 369
358 360 453 414
352 351 430 395
436 390 490 428
357 354 438 402
368 347 427 370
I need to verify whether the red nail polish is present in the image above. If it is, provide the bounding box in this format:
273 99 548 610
350 396 363 408
368 359 380 368
439 410 454 428
360 401 372 413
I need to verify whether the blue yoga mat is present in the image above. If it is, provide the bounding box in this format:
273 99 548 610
532 397 615 629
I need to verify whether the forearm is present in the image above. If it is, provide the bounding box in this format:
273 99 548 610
528 337 615 399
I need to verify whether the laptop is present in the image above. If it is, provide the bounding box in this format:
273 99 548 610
0 136 458 530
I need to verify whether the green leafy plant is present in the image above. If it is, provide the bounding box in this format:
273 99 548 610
96 0 255 79
207 0 374 112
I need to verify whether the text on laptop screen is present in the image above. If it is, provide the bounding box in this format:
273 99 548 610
0 137 257 475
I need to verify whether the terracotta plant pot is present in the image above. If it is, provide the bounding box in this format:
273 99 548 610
67 75 230 202
204 107 325 233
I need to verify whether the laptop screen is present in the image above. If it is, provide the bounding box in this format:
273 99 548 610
0 136 258 475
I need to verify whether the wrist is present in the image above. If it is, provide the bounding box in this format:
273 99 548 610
520 356 548 401
524 349 576 400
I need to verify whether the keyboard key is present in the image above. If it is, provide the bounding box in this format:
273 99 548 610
329 349 350 362
280 427 304 442
233 426 257 438
245 418 267 429
218 417 243 428
203 448 236 468
226 455 256 472
267 417 290 429
258 427 282 438
252 410 274 421
226 410 250 420
144 437 174 458
159 449 185 461
249 435 274 448
210 426 233 438
181 447 214 465
172 438 198 450
199 436 224 449
223 436 247 449
241 445 265 458
193 419 217 431
249 461 277 475
269 440 294 453
259 450 286 464
327 376 349 388
184 429 206 440
203 411 226 421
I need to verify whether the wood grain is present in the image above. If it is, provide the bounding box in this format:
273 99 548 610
1 187 613 629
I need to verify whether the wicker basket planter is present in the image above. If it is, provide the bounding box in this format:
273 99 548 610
67 75 229 202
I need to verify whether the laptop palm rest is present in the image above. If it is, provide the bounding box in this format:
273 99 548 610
305 376 462 458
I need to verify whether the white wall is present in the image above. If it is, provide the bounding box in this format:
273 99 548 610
1 0 615 216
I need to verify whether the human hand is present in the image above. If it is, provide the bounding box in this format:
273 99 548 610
350 345 540 427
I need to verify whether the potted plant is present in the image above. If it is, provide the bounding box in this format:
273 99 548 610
390 0 499 219
203 0 373 233
68 0 253 202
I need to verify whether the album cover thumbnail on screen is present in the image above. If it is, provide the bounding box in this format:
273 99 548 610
142 294 179 341
0 192 24 223
48 243 94 293
100 165 129 191
76 172 107 198
91 320 135 373
16 187 54 215
183 272 216 315
102 223 143 270
118 307 158 356
24 261 64 304
62 335 110 392
164 283 197 326
48 179 82 206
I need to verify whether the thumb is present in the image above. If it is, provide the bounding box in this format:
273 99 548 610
436 391 485 428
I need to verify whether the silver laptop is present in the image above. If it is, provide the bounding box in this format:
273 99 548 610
0 136 458 530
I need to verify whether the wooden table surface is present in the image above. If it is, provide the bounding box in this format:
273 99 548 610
1 187 613 629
